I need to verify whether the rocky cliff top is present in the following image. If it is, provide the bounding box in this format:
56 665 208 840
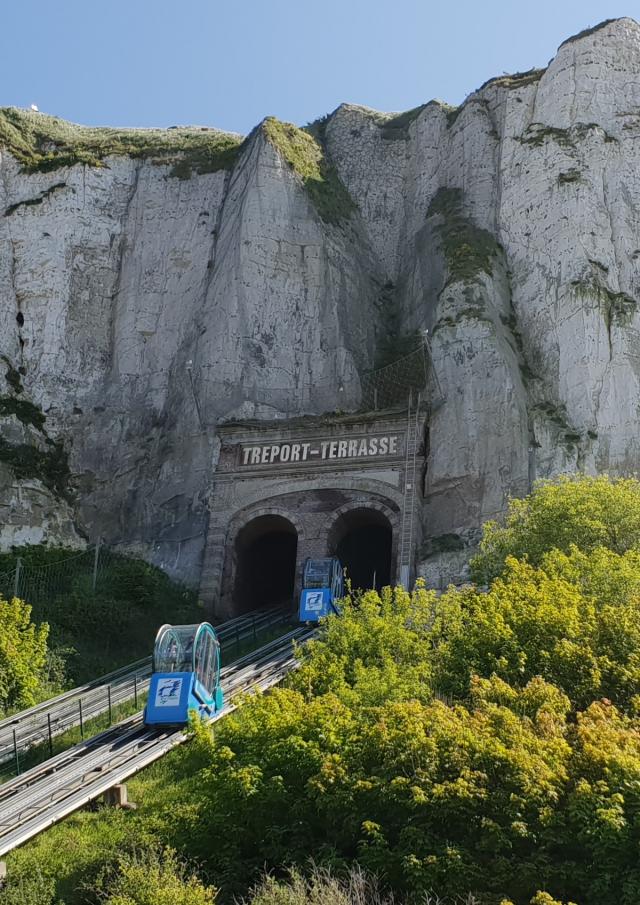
1 16 640 588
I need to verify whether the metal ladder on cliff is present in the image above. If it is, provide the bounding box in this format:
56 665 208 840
398 390 422 589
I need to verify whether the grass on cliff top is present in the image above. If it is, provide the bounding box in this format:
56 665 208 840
0 107 243 176
262 117 356 224
427 186 501 286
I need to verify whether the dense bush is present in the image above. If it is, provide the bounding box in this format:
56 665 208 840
183 526 640 903
92 847 216 905
431 547 640 710
471 475 640 583
0 593 49 714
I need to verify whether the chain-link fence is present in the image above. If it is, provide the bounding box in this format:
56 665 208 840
0 543 140 609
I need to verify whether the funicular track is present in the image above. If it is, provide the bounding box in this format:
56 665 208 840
0 627 314 857
0 607 287 769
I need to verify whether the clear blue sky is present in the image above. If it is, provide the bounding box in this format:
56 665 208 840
1 1 636 135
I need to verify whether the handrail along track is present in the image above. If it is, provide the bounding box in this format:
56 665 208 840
0 626 314 858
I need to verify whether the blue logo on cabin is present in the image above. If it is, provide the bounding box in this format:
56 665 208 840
299 587 332 621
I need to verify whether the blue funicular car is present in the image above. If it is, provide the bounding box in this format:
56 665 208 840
298 556 344 622
144 622 224 727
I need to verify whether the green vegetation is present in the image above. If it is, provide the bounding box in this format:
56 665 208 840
0 437 71 499
0 594 49 713
376 104 429 139
93 848 216 905
557 168 583 185
0 545 203 685
12 475 640 904
471 474 640 583
0 365 71 498
0 107 243 176
262 117 356 225
518 122 616 151
517 124 576 150
427 188 501 287
0 394 46 430
2 354 23 394
571 279 637 332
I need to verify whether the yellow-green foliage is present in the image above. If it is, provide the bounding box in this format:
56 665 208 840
262 117 356 224
0 593 49 713
432 547 640 709
471 474 640 583
94 848 216 905
0 107 242 176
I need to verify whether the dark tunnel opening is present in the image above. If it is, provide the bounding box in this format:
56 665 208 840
331 508 392 592
234 515 298 613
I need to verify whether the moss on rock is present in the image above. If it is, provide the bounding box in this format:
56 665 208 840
263 117 356 224
427 187 501 286
0 437 71 500
0 395 46 431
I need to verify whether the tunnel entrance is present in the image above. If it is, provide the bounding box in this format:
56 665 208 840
330 508 392 592
233 514 298 613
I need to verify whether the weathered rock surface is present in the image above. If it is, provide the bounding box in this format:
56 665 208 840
1 17 640 585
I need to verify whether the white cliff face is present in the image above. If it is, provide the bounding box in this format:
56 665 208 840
1 17 640 585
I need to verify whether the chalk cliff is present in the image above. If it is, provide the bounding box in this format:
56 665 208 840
1 17 639 585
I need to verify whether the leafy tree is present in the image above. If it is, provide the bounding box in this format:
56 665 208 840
188 675 573 902
295 584 435 706
430 547 640 710
0 593 49 713
471 475 640 583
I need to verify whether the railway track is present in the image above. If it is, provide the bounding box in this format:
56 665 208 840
0 607 287 770
0 626 313 857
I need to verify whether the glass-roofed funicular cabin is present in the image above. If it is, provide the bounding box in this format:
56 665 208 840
298 556 344 621
144 622 224 726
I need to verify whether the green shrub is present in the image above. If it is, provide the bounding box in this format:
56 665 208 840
93 847 216 905
0 869 57 905
471 475 640 583
431 547 640 710
0 593 49 714
426 187 501 287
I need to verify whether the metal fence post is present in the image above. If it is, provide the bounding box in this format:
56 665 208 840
47 713 53 758
92 538 101 593
13 557 22 599
79 699 84 740
133 674 138 708
12 729 19 775
107 685 112 725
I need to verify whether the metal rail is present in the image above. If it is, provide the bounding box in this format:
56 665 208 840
0 607 288 772
0 627 313 857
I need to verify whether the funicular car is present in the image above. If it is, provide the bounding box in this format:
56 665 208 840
298 556 344 622
144 622 224 727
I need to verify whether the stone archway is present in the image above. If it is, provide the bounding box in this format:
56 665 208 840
325 500 399 591
220 506 305 617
